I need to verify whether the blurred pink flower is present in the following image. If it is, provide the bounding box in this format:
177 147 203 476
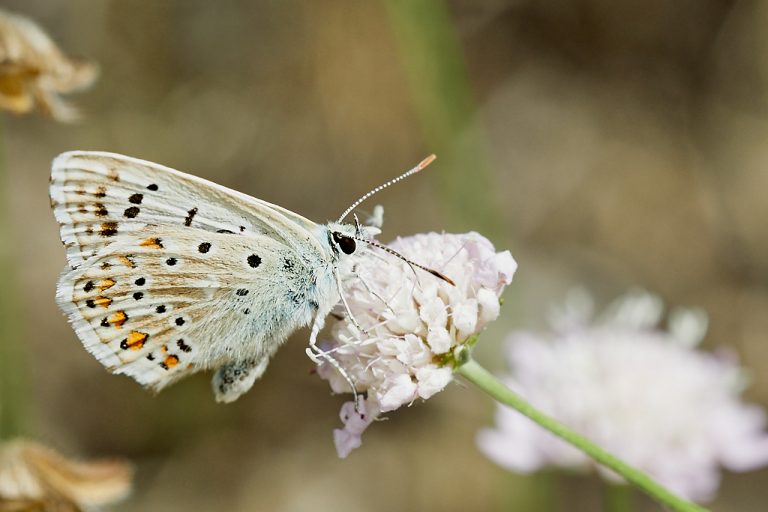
477 290 768 502
317 232 516 458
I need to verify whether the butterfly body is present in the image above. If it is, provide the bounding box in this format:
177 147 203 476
51 151 361 402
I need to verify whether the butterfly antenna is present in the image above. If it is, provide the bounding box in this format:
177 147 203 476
352 235 455 286
337 154 436 223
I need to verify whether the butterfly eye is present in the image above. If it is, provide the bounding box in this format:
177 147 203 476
332 232 356 255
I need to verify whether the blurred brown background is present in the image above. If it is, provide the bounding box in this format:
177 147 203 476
1 0 767 510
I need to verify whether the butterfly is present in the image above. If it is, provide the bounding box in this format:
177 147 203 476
50 151 440 403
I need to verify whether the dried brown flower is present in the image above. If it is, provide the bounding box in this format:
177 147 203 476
0 439 132 512
0 9 97 122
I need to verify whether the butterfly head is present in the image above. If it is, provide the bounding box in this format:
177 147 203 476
331 228 357 255
326 220 455 286
326 221 379 258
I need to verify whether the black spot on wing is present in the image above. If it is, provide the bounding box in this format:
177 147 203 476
129 193 143 204
100 222 118 237
184 207 198 227
247 254 261 268
124 206 140 218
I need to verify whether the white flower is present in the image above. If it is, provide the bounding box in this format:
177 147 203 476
317 232 516 458
477 290 768 502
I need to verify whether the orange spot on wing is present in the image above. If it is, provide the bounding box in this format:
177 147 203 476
117 256 135 268
108 311 127 328
93 296 112 308
140 237 163 249
126 331 148 350
98 278 116 291
164 355 179 368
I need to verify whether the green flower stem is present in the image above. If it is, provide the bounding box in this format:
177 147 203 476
456 359 708 512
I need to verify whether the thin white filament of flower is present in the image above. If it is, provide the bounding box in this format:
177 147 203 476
353 271 396 315
437 240 470 271
335 269 368 335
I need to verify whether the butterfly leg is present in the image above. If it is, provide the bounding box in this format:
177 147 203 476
305 312 359 407
212 357 269 403
308 310 326 352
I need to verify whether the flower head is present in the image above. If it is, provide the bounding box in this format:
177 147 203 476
477 290 768 502
0 9 97 122
0 438 133 511
317 232 516 457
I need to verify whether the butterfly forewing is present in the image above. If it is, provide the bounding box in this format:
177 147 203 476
57 226 322 391
50 151 323 269
50 151 343 396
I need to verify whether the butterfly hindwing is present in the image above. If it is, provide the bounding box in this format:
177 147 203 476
56 226 323 391
50 151 324 269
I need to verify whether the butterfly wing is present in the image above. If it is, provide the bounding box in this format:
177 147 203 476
51 151 341 395
50 151 325 269
56 226 328 391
